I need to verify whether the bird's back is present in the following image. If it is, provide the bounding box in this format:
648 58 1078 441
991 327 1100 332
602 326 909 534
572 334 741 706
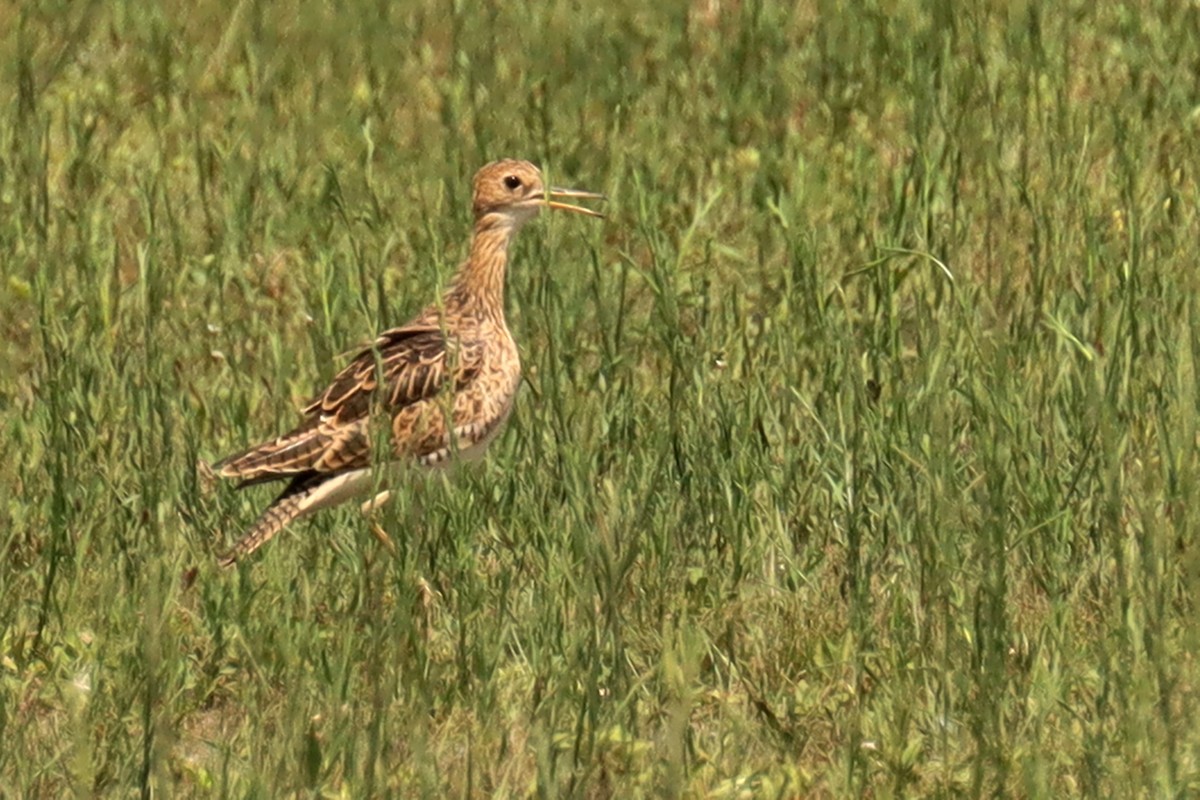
215 306 519 482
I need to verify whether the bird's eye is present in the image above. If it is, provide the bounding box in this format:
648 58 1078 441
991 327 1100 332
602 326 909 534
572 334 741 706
503 175 522 190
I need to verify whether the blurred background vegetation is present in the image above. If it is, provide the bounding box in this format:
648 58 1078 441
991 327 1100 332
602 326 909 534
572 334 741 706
3 0 1200 796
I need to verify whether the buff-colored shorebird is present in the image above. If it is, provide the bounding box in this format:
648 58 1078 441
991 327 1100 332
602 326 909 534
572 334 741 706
210 159 603 566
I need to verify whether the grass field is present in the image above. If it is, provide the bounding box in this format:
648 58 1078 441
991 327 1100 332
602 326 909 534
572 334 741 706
3 0 1200 796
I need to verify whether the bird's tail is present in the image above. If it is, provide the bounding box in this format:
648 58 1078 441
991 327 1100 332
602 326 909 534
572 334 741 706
217 468 374 567
218 474 323 567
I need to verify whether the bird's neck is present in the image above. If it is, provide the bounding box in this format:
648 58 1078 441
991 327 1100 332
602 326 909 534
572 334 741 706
447 214 517 320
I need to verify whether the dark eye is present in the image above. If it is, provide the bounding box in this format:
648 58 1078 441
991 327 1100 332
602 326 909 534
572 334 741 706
503 175 522 190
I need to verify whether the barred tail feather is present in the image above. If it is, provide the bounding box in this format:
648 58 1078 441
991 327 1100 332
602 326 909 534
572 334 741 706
218 475 318 567
217 468 375 567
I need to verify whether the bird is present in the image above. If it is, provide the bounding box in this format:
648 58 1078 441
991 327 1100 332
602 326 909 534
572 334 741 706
208 159 603 566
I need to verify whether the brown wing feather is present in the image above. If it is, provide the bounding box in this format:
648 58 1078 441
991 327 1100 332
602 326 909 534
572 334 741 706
213 323 482 483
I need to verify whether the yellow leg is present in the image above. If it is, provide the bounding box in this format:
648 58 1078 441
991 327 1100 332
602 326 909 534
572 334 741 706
359 490 397 555
359 490 392 514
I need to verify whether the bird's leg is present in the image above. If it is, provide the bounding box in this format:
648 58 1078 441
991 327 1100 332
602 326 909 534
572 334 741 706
360 489 392 514
359 490 397 555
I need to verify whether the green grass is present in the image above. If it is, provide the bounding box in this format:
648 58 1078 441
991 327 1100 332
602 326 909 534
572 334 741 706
3 0 1200 796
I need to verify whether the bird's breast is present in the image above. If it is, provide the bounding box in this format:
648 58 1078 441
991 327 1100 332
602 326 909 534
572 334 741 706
411 335 520 468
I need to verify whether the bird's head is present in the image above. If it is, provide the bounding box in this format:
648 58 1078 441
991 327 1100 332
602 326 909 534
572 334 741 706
471 159 604 228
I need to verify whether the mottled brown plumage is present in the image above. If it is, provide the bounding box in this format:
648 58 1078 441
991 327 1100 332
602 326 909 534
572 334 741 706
211 159 602 566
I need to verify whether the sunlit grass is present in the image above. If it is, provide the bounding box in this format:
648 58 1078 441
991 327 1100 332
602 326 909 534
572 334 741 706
3 1 1200 796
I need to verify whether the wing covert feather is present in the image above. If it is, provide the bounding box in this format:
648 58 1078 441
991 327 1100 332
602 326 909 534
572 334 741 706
215 323 484 482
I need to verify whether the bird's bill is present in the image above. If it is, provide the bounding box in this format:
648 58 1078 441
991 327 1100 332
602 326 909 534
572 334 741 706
544 187 606 218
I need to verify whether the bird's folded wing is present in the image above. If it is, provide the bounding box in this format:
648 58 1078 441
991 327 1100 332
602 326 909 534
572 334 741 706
214 323 482 483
